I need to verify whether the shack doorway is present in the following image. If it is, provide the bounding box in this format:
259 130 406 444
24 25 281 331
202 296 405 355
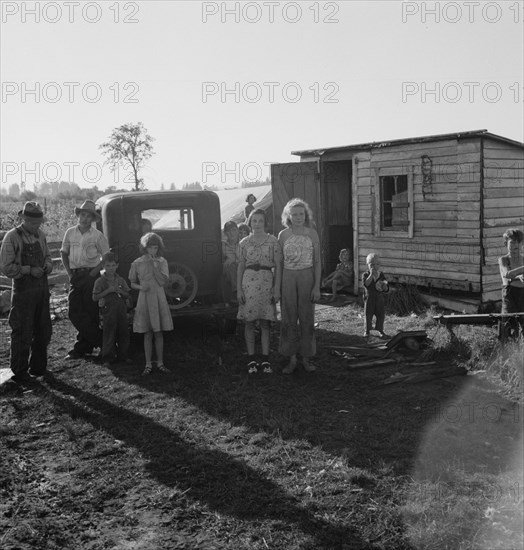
322 160 353 278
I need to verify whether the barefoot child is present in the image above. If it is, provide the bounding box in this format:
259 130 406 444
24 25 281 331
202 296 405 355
322 248 353 300
237 209 282 374
278 198 321 373
129 232 173 375
362 253 389 339
92 252 132 368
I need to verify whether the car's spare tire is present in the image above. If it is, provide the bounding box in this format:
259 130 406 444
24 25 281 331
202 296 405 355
165 262 198 310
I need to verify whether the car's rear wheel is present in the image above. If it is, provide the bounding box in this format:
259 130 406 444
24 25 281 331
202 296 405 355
165 262 198 310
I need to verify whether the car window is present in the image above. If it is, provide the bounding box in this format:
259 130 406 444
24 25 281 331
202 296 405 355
141 208 194 231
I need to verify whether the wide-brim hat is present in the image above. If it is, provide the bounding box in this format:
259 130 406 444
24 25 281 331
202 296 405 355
18 201 47 222
75 199 101 221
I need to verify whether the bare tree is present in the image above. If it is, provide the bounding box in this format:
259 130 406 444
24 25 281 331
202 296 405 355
99 122 155 191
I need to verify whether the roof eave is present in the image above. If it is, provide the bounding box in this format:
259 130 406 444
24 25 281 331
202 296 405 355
291 129 524 157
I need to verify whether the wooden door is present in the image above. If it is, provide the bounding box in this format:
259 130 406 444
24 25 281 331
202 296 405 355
270 162 319 235
322 161 352 276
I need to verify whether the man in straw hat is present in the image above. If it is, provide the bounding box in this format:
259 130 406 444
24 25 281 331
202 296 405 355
0 201 53 385
61 200 109 360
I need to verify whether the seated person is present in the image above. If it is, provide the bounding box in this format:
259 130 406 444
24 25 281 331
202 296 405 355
141 218 153 235
322 248 354 300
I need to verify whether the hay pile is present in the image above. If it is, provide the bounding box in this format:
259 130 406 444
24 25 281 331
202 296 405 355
385 284 427 316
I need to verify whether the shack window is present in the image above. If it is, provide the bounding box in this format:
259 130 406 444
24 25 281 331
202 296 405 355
141 208 194 232
380 175 408 231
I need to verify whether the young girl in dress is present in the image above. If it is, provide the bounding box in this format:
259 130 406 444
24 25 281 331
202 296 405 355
237 209 282 373
129 232 174 375
278 198 321 373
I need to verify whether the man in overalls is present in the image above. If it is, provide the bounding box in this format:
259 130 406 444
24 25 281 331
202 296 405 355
0 201 53 384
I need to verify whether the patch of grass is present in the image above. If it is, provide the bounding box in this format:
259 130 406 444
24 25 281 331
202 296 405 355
400 467 523 550
385 284 428 316
471 335 524 400
417 320 523 400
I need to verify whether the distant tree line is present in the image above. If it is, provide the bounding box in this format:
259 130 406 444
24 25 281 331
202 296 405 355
1 177 271 203
0 181 129 202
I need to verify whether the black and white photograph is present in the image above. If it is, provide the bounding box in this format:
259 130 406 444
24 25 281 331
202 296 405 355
1 1 523 548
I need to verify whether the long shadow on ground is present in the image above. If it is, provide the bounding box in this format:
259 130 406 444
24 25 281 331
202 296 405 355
115 316 522 483
113 317 476 474
43 374 374 550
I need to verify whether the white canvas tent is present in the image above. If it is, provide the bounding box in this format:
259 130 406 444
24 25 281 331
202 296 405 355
213 185 272 226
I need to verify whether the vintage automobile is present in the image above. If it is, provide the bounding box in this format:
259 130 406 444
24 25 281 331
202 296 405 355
95 191 224 313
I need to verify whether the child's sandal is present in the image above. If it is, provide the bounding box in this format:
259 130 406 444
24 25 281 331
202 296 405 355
261 361 273 374
247 360 258 374
142 363 153 376
157 363 170 373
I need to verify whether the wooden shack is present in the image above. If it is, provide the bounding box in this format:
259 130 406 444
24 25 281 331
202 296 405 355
271 130 524 308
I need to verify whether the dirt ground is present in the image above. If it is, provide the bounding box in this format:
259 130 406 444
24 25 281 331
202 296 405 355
1 296 522 549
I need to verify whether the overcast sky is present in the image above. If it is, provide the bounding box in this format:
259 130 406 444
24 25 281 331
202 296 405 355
1 0 523 191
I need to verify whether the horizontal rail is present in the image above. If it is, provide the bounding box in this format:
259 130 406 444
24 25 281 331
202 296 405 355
434 313 524 326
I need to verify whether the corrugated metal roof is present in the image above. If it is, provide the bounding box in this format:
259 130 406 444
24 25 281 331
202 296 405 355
291 129 524 157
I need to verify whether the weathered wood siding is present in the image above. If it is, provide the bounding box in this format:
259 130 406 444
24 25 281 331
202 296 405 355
481 138 524 303
349 138 482 293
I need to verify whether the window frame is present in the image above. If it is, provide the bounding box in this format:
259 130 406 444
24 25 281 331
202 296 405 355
140 207 195 232
373 166 414 238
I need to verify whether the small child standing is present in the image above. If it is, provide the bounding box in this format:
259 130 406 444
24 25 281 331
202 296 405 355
129 232 174 375
322 248 354 300
92 252 132 367
362 253 389 339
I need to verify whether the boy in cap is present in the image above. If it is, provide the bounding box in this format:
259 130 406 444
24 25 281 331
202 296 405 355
61 200 110 359
0 201 53 384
